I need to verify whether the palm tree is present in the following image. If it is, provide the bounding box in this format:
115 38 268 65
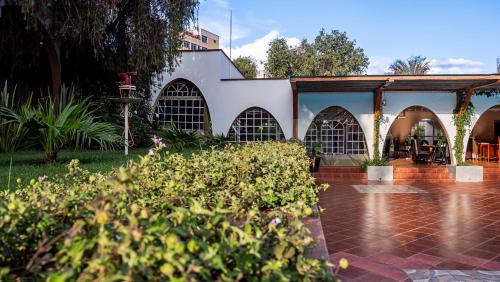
0 83 34 153
389 56 431 75
32 97 120 162
0 91 120 162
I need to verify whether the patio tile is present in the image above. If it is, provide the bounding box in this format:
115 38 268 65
408 253 447 266
317 175 500 280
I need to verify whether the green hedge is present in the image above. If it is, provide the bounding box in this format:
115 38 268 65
0 141 331 281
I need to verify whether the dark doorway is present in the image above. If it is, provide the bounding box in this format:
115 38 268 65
494 120 500 139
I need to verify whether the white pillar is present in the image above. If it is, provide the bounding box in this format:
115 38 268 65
124 103 129 156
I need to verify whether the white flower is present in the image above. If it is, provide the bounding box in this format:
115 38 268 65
268 217 282 227
38 175 48 182
152 136 166 149
148 149 155 156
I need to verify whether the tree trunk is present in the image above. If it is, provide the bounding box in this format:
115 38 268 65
44 34 61 108
46 151 58 163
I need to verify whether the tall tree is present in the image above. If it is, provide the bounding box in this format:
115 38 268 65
264 29 369 78
265 38 297 78
497 58 500 73
233 56 258 79
1 1 199 103
312 29 369 76
389 56 431 75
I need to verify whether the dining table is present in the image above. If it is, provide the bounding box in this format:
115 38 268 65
478 142 499 162
421 144 436 154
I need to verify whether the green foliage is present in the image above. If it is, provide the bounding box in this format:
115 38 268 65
416 125 426 140
0 83 34 153
374 110 383 159
233 56 258 79
17 0 199 75
389 56 430 75
311 141 323 156
312 29 369 76
453 103 474 166
203 133 231 149
33 98 120 162
265 38 298 78
437 131 446 143
362 158 390 170
157 124 202 151
0 87 121 162
265 29 369 78
0 142 332 280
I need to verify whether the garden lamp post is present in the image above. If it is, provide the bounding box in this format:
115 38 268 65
110 72 142 156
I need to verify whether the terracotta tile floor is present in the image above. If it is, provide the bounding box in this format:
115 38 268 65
319 180 500 281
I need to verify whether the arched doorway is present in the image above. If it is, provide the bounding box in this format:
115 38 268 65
153 79 211 134
305 106 368 166
383 106 451 164
227 107 285 142
466 104 500 161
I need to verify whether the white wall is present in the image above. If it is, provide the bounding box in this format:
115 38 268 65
151 51 293 138
297 93 375 158
151 51 498 165
381 91 457 163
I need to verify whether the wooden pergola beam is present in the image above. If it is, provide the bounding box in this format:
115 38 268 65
459 79 500 115
290 74 500 83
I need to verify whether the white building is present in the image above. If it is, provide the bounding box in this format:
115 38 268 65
151 50 500 166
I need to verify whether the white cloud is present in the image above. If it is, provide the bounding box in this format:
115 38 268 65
428 58 485 74
368 57 487 75
223 30 300 73
367 56 393 75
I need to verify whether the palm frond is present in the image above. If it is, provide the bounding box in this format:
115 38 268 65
389 56 430 75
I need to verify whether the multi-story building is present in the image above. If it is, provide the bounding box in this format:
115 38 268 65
181 28 219 51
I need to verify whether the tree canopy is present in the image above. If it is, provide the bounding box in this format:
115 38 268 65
389 56 431 75
233 56 258 79
1 0 199 102
264 29 369 78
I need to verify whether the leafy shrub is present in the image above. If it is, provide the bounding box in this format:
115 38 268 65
202 133 231 149
157 124 201 151
362 157 391 169
0 141 332 281
0 83 34 153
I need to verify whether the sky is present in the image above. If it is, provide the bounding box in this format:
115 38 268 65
197 0 500 74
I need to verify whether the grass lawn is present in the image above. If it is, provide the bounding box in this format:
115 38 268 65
0 147 205 190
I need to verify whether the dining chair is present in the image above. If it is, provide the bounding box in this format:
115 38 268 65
413 139 430 163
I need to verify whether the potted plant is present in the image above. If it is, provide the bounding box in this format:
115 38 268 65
363 158 393 181
309 142 323 173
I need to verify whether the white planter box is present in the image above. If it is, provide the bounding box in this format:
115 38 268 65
367 166 393 181
447 165 483 182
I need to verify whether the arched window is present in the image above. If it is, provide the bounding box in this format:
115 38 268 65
304 123 318 153
346 123 366 154
228 107 285 142
154 79 209 133
305 106 367 155
321 121 345 154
